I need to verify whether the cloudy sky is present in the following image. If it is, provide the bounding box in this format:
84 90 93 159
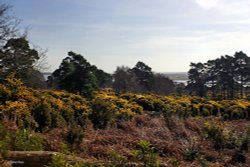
3 0 250 73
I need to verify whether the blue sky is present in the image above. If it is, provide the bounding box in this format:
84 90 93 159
3 0 250 73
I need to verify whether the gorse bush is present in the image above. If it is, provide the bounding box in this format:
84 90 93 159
0 75 250 135
90 98 117 129
89 90 143 129
0 76 146 131
203 123 226 151
121 93 250 120
0 75 90 131
0 75 250 166
33 100 52 132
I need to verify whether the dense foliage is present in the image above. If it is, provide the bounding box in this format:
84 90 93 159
113 62 175 95
187 51 250 99
0 37 46 88
51 51 112 97
0 75 249 134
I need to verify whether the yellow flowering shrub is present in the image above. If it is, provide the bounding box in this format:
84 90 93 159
0 76 91 131
203 121 228 150
95 90 143 117
0 74 249 133
119 93 250 120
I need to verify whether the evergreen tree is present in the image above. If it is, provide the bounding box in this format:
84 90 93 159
233 51 250 98
187 51 250 99
187 62 207 97
113 66 139 93
132 61 154 93
151 73 175 95
0 37 44 88
52 51 97 97
91 66 112 88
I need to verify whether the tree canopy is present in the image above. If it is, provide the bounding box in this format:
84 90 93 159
52 51 112 97
0 2 47 88
187 51 250 99
113 62 175 95
0 37 45 88
52 51 97 97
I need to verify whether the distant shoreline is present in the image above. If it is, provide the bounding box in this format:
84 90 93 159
42 72 189 83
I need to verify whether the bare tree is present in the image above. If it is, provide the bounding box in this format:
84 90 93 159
0 3 20 46
33 45 50 72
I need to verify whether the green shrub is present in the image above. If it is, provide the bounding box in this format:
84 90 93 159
239 128 250 152
12 129 44 151
222 113 230 120
46 154 69 167
90 98 117 129
132 140 159 167
0 124 10 160
191 105 199 116
197 156 209 167
231 150 246 164
203 124 226 151
230 108 244 120
200 104 213 116
107 149 127 166
51 111 67 128
136 97 155 111
33 100 52 132
151 99 166 112
163 107 178 129
65 124 84 150
73 162 93 167
170 159 180 167
46 154 92 167
225 129 238 149
182 139 199 161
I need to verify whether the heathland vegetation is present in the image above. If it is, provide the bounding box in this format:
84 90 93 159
0 2 250 167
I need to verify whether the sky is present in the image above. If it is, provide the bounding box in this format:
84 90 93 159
3 0 250 73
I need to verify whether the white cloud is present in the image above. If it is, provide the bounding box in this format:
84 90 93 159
195 0 220 9
130 30 250 59
214 0 250 16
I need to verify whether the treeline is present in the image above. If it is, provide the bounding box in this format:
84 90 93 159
187 51 250 99
112 62 174 95
48 52 175 97
0 40 176 97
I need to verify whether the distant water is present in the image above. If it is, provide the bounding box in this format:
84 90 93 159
173 80 188 85
42 73 52 80
42 73 189 85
